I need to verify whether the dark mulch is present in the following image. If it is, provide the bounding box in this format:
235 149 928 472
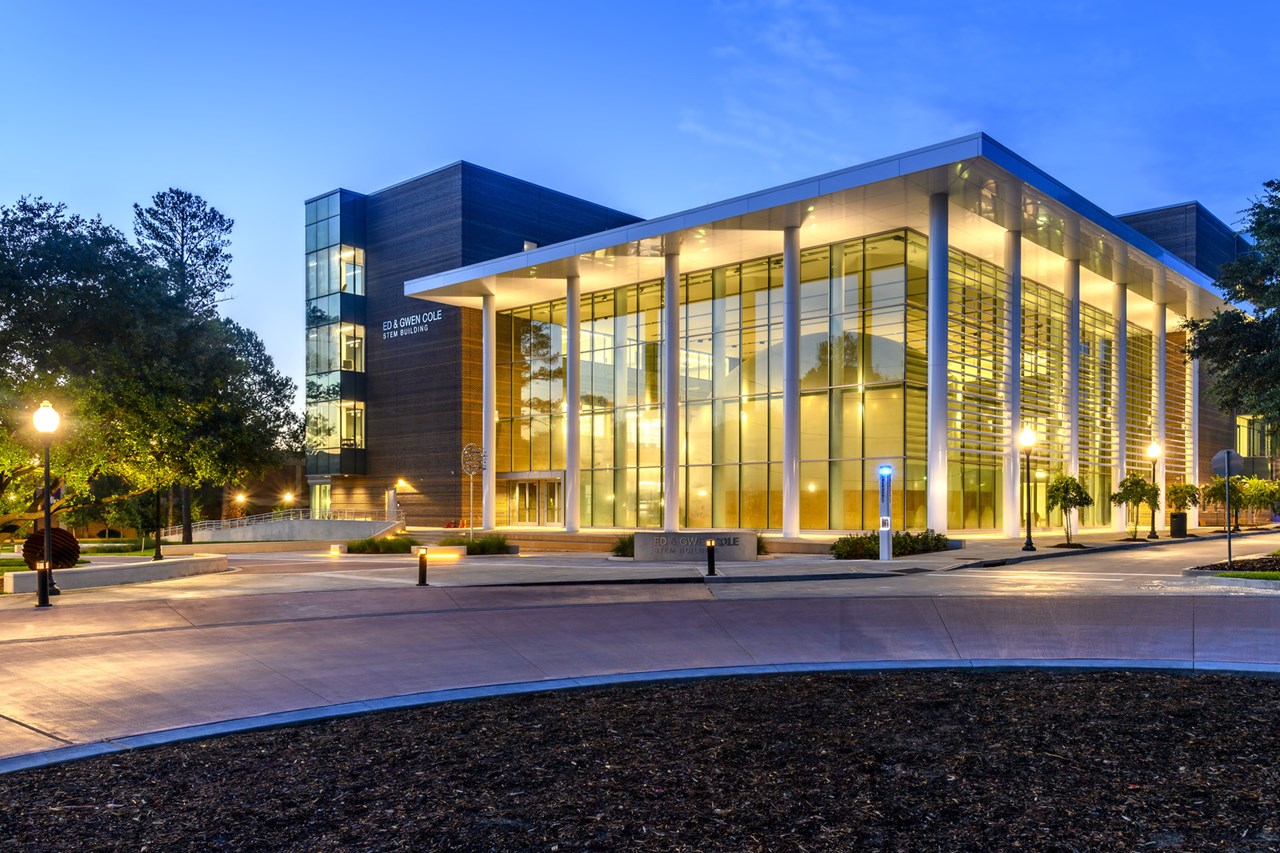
1191 556 1280 573
4 670 1280 851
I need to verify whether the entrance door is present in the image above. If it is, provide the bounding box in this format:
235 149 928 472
508 480 561 526
544 481 561 526
512 481 539 525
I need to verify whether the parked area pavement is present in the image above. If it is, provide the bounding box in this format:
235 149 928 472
1 529 1279 772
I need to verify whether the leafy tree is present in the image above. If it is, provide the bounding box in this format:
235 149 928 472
0 196 299 536
1239 476 1280 527
1185 179 1280 431
133 189 237 542
1045 474 1093 546
1166 483 1200 513
1110 472 1157 541
1201 475 1244 531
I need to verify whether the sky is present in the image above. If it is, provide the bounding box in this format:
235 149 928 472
4 0 1278 405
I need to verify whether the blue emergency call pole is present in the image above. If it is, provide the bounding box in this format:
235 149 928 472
878 464 893 562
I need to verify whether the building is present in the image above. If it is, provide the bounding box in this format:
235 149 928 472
308 133 1262 536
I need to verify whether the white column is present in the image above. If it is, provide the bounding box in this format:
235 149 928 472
482 293 496 530
1002 229 1023 538
1189 356 1201 529
1065 259 1081 477
782 225 801 538
1154 287 1168 534
1111 277 1129 533
663 248 680 532
926 192 949 533
564 274 581 532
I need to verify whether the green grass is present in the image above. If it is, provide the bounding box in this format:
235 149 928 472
1217 571 1280 581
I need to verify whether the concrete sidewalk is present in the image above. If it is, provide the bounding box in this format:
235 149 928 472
1 528 1276 774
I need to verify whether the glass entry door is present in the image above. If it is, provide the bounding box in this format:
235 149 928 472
543 481 561 525
512 481 539 525
509 480 562 526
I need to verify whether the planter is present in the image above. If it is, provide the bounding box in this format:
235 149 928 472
1170 512 1188 538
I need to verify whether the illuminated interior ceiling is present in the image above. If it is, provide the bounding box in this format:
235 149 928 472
404 134 1220 319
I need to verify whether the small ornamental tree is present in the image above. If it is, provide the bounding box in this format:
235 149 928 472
1166 483 1200 513
1045 474 1093 546
1201 476 1245 531
1111 472 1156 540
1240 476 1280 527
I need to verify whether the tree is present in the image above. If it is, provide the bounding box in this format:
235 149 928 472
0 196 299 537
133 189 233 316
1239 476 1280 527
1166 483 1200 513
1110 472 1157 541
133 190 241 543
1200 475 1244 531
1186 179 1280 431
1045 474 1093 546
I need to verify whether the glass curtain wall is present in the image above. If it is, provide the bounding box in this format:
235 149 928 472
1021 278 1070 529
1164 330 1192 485
946 249 1008 531
1077 303 1115 527
305 191 367 476
494 228 928 530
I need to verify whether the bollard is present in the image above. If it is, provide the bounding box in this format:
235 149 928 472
705 538 716 577
418 549 428 586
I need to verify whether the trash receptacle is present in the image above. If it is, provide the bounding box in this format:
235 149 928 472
1170 512 1188 538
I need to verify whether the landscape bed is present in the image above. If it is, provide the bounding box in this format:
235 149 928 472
3 670 1279 850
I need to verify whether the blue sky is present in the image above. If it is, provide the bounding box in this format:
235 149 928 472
4 0 1277 400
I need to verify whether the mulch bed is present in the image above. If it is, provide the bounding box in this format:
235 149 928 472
4 670 1280 851
1190 556 1280 573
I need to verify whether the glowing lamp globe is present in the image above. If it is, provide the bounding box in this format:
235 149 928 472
33 401 59 435
1018 427 1036 449
1147 441 1161 459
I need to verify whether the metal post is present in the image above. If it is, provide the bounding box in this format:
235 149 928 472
36 441 52 608
417 549 428 586
1147 459 1159 539
1022 450 1036 552
705 538 716 577
469 474 475 542
1225 451 1233 569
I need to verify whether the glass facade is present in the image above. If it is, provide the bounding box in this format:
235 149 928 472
305 191 368 477
496 229 929 531
946 249 1007 530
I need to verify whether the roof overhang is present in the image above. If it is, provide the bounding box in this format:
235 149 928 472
405 133 1222 319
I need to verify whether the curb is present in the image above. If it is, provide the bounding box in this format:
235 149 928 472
952 528 1280 570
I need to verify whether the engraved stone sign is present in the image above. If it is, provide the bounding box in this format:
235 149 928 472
633 530 757 562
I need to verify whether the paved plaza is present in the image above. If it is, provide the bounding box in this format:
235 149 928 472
2 529 1279 774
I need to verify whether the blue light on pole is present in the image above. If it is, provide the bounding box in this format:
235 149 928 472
877 465 893 561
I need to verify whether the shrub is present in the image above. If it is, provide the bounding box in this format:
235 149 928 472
347 535 418 554
831 529 951 560
612 534 635 558
755 532 769 556
831 533 877 560
438 534 509 555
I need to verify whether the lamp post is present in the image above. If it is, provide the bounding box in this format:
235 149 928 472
32 401 60 607
1147 440 1161 540
1019 426 1037 552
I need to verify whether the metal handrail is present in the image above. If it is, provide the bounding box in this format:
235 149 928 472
162 508 405 539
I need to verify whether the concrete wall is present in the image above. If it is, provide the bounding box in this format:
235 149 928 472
4 555 228 594
176 519 401 543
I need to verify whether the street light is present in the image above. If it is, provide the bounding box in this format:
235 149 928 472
1147 440 1161 540
32 401 59 608
1019 426 1037 552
